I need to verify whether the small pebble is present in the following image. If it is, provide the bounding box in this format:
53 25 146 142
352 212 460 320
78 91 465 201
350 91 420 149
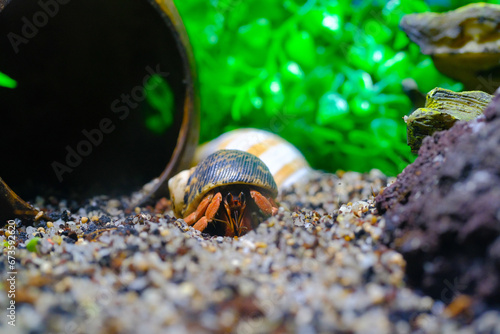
35 211 44 221
444 295 473 318
255 242 267 249
52 235 62 245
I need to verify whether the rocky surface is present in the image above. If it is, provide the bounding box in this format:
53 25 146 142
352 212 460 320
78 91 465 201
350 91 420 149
1 170 500 333
377 91 500 307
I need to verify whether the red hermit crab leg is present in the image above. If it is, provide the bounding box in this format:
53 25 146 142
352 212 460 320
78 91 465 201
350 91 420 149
250 190 278 216
192 192 222 232
183 192 214 226
235 192 247 236
205 192 223 223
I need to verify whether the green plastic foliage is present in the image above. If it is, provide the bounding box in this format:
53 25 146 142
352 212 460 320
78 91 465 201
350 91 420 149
144 74 174 135
0 71 17 89
426 0 500 12
174 0 481 176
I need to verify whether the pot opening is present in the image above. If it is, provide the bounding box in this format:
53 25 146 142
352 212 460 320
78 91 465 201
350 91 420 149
0 0 188 200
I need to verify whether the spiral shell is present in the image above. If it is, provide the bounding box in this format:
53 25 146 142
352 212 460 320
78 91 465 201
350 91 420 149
193 128 311 190
168 168 195 218
405 88 492 153
182 149 278 217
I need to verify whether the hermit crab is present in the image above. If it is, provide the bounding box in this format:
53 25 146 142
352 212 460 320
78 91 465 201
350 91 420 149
168 149 279 237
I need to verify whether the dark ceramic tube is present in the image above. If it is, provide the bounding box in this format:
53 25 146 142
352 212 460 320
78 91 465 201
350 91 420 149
0 0 199 221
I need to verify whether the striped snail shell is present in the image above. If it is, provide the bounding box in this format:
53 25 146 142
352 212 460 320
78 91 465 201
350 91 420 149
193 128 311 190
168 167 195 218
177 149 278 219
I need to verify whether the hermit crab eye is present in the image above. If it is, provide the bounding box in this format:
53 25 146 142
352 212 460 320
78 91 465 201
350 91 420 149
239 192 246 203
225 193 233 204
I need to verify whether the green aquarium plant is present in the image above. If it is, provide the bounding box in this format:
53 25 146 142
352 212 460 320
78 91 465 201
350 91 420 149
173 0 498 176
0 71 16 89
144 74 175 135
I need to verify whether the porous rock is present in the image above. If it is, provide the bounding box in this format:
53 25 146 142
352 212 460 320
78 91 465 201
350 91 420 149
376 90 500 306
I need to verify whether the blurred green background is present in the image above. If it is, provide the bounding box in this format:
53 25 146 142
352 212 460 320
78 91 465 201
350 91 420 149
2 0 499 176
172 0 500 176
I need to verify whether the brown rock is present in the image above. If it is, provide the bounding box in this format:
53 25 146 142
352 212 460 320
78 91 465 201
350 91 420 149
376 90 500 306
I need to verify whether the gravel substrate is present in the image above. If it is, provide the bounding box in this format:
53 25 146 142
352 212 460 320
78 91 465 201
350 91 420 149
1 170 500 333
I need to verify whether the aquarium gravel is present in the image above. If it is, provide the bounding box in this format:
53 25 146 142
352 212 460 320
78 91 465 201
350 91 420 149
2 171 500 333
